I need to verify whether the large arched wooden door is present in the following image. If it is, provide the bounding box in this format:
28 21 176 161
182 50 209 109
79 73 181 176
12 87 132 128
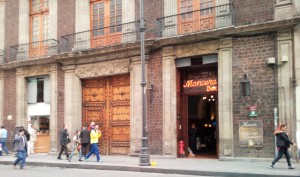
82 75 130 155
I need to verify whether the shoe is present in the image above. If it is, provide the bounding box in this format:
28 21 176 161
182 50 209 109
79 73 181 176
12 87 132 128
79 159 83 161
67 158 71 162
269 163 274 168
84 158 88 162
288 166 294 169
57 157 62 160
97 160 103 163
20 166 25 169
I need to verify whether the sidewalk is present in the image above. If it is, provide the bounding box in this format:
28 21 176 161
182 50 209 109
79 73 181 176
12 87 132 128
0 153 299 177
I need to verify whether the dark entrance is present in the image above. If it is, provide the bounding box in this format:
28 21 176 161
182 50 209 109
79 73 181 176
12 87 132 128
176 57 218 158
187 94 218 158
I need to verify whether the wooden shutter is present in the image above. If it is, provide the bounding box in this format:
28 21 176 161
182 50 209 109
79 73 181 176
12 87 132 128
28 77 37 104
43 75 50 103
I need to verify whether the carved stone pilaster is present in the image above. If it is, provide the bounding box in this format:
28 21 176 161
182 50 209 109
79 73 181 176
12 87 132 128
0 70 3 126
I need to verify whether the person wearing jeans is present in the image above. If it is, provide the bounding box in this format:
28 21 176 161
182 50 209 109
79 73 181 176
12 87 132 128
85 124 102 162
68 130 82 162
0 126 9 155
13 129 27 169
270 124 295 169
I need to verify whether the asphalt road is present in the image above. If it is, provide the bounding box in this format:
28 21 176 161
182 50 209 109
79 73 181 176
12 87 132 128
0 165 220 177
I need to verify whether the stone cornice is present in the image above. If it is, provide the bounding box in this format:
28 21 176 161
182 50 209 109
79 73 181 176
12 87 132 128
55 40 155 66
0 57 56 70
155 16 300 49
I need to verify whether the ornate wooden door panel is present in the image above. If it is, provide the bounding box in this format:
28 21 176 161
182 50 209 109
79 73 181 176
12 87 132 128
109 76 130 154
82 79 109 154
82 75 130 155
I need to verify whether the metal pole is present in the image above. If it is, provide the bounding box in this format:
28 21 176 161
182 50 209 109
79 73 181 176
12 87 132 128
274 108 278 157
139 0 150 166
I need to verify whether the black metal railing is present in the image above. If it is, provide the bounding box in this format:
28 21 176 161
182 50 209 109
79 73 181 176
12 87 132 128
156 3 234 38
0 49 5 64
61 21 140 53
10 39 58 61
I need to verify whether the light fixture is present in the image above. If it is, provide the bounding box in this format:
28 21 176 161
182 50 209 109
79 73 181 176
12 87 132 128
241 74 251 96
203 97 207 100
211 95 213 98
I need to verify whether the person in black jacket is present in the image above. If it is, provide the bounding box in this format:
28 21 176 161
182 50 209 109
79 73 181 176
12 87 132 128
80 126 90 157
57 125 70 160
270 124 295 169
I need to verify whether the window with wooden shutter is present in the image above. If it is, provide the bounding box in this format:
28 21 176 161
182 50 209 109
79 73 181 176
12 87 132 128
178 0 215 34
30 0 49 58
90 0 122 48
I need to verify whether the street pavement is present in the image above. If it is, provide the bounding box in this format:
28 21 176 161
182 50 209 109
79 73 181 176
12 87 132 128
0 165 216 177
0 153 299 177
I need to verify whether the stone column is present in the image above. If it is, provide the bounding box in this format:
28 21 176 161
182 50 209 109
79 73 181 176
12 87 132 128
277 30 295 139
49 64 58 152
162 47 177 156
49 0 57 40
218 38 233 157
0 1 5 52
163 0 177 37
295 24 300 145
16 68 26 127
129 56 146 154
275 0 293 20
122 0 136 43
18 0 29 44
0 71 3 126
75 0 90 50
63 65 82 141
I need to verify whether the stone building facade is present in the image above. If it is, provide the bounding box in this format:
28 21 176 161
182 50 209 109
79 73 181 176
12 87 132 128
0 0 300 159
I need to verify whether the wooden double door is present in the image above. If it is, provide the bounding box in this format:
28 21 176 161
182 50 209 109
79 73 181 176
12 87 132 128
82 75 130 155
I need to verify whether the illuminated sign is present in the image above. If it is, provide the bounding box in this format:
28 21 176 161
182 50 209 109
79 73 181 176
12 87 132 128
183 79 217 93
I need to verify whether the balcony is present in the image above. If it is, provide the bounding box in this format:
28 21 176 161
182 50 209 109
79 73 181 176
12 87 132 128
0 49 4 64
10 39 58 62
61 21 140 52
157 3 234 38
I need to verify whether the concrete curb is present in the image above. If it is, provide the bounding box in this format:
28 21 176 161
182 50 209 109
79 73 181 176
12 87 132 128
0 160 297 177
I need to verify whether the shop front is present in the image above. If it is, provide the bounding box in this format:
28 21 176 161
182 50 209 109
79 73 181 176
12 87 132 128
176 56 218 158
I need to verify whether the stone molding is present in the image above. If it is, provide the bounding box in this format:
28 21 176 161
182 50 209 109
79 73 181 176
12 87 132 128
21 65 50 77
75 59 130 78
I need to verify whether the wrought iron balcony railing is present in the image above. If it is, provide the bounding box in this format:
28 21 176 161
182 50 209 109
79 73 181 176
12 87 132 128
10 39 58 62
0 49 5 64
61 21 140 53
156 3 234 38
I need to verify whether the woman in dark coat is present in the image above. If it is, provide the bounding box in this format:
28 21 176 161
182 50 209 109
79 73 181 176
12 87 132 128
270 124 295 169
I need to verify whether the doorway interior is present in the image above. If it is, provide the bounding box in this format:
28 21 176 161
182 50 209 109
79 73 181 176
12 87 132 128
176 57 218 159
188 94 218 158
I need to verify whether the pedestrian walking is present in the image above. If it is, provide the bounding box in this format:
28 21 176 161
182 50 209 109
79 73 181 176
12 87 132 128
13 128 27 169
296 128 300 159
20 126 30 157
28 124 37 154
57 125 70 160
68 130 82 162
270 124 295 169
84 124 103 163
80 126 90 156
0 126 9 155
